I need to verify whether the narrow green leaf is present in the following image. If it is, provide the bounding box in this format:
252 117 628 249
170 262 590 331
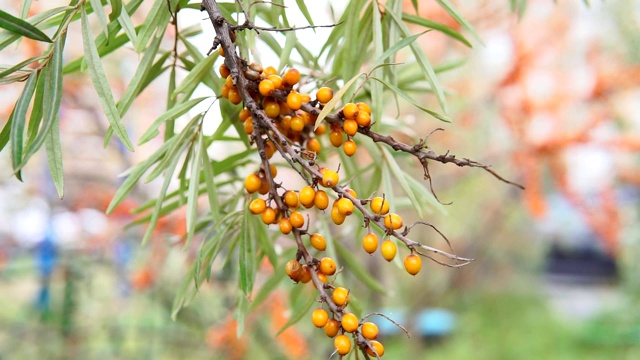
371 1 384 131
276 296 315 336
252 213 277 268
172 53 218 99
184 131 203 250
0 55 46 79
314 72 363 130
411 0 419 13
19 0 32 19
0 6 71 51
434 0 482 45
138 97 209 145
116 1 137 44
277 31 297 72
45 116 64 198
200 138 220 222
402 13 471 47
371 77 450 122
10 71 37 179
135 0 170 52
239 209 255 296
0 114 12 152
165 66 177 141
108 0 123 21
171 267 196 320
295 0 315 27
333 240 387 294
374 31 427 66
0 9 52 43
381 146 424 218
81 7 134 151
89 0 109 38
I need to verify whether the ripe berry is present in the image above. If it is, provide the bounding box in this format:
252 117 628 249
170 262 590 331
346 189 357 198
319 257 337 276
290 211 305 228
299 186 316 208
331 206 346 225
342 103 359 119
343 119 358 136
300 93 312 103
312 308 329 328
314 272 329 288
362 233 379 254
287 91 303 111
263 66 277 77
285 260 303 282
283 190 299 209
366 340 385 357
361 322 379 340
370 197 390 215
321 169 339 188
239 108 251 122
299 265 312 283
314 123 327 135
261 207 277 225
269 164 278 177
384 213 403 230
243 117 254 134
279 218 293 234
218 46 225 57
356 110 371 127
357 102 371 115
329 129 344 147
249 198 266 215
259 79 275 96
314 190 329 210
381 240 397 262
228 87 241 105
219 63 230 78
264 140 276 159
336 198 354 216
263 100 280 118
343 139 357 157
283 68 300 86
267 74 283 89
341 313 359 333
306 138 321 153
404 254 422 276
316 87 334 104
244 173 261 193
221 84 229 98
334 335 351 356
324 319 340 338
290 115 305 132
332 287 350 307
310 233 326 251
258 179 270 195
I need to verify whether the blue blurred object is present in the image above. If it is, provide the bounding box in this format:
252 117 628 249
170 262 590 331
34 226 57 312
416 308 456 337
372 308 407 336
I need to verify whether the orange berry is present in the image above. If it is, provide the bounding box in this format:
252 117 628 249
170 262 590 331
228 87 241 104
258 178 270 195
279 218 293 234
336 197 354 216
243 117 254 134
269 164 278 178
362 233 379 254
404 254 422 276
356 111 371 127
357 102 371 114
312 308 329 328
239 108 251 121
310 233 326 251
249 198 266 215
343 119 358 136
290 115 305 132
366 340 385 357
314 123 327 136
314 190 329 210
299 265 312 283
370 197 390 215
263 66 277 77
287 91 303 111
225 75 234 88
307 138 321 153
263 100 280 118
321 169 339 188
329 129 344 147
221 84 229 98
261 207 277 225
280 115 292 131
316 272 329 285
300 93 312 103
324 319 340 338
218 46 225 57
285 260 303 282
346 189 357 198
219 63 230 78
319 257 337 276
316 87 334 104
361 322 379 340
267 74 283 89
244 173 261 193
283 68 300 86
384 213 403 230
290 211 305 228
332 287 350 307
380 240 397 262
342 103 359 119
343 139 357 157
334 334 351 356
299 186 316 208
259 79 275 97
331 206 346 225
283 190 299 209
341 313 359 333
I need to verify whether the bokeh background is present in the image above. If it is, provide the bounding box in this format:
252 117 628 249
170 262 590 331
1 0 640 359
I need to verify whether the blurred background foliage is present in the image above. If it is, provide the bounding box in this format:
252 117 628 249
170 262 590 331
1 0 640 359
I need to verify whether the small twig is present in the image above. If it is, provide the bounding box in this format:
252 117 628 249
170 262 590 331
231 22 343 32
361 312 411 338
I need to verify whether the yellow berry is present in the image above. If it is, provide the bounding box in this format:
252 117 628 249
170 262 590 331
361 322 379 340
336 197 354 216
404 254 422 276
384 213 403 230
343 119 358 136
219 63 230 78
259 79 275 97
341 313 359 333
279 218 293 234
319 257 337 276
306 138 321 153
331 206 346 225
342 103 359 119
269 164 278 178
299 186 316 208
283 68 300 86
218 46 225 57
357 102 371 115
366 340 385 357
346 189 357 198
332 287 350 307
221 84 229 98
314 190 329 210
356 110 371 127
300 93 312 103
228 87 241 104
370 197 389 215
334 334 351 356
258 178 270 195
324 319 340 338
244 173 261 193
283 190 299 209
312 308 329 328
380 240 397 262
329 129 344 147
310 233 326 251
285 260 303 282
287 91 303 111
290 115 305 132
243 117 254 134
289 211 305 228
267 74 283 89
299 265 312 283
321 169 339 188
264 140 276 159
249 198 266 215
261 207 277 225
362 233 379 254
239 108 251 122
263 100 280 118
343 139 357 157
316 87 334 104
314 123 327 136
263 66 277 77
